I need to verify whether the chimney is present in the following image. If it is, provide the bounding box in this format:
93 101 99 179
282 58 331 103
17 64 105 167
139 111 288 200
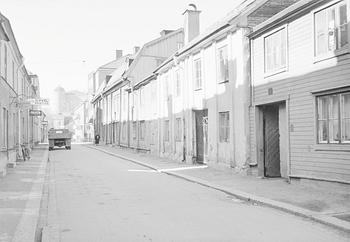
183 4 201 44
160 30 174 37
116 49 123 59
133 46 140 54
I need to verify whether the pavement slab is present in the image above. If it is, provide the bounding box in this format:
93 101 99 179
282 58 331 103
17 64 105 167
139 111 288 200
0 145 48 242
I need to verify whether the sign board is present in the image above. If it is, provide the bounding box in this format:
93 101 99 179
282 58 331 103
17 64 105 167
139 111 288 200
29 110 42 116
28 98 50 106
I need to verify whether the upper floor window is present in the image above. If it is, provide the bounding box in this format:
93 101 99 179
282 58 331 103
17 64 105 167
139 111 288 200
317 92 350 144
4 45 7 80
314 1 348 57
264 28 287 74
217 46 229 83
175 70 181 97
194 58 202 89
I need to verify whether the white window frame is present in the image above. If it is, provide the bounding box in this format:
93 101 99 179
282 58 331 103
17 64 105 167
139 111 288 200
175 69 181 97
263 25 288 77
193 58 202 90
312 0 350 62
216 44 229 83
219 111 230 143
316 91 350 144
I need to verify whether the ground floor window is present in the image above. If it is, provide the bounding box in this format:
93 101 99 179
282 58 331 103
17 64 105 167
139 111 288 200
2 108 8 148
139 121 145 141
164 120 170 142
317 92 350 143
219 111 230 143
132 121 137 140
174 118 182 142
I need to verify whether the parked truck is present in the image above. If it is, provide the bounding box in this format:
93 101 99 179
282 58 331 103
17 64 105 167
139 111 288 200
48 129 72 151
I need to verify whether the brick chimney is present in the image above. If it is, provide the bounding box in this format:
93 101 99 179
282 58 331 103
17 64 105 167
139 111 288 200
116 49 123 59
183 4 201 44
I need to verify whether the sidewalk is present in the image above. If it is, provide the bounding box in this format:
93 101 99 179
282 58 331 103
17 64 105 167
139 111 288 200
87 144 350 234
0 144 48 242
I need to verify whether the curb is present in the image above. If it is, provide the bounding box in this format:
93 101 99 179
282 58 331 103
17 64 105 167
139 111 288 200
86 145 350 234
12 146 49 242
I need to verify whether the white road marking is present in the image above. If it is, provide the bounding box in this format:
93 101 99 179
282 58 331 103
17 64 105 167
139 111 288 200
127 169 158 173
128 165 208 173
158 165 208 172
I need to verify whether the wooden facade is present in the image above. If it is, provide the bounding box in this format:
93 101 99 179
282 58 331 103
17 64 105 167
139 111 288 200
250 0 350 183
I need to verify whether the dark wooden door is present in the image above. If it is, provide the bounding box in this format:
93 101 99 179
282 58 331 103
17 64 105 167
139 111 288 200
263 105 281 177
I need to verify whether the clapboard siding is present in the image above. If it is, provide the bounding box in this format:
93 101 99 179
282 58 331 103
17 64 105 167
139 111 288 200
251 1 350 182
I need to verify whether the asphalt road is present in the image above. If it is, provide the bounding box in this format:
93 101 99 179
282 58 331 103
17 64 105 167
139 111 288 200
48 145 350 242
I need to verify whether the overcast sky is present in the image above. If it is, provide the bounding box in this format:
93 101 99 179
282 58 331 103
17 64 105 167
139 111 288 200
2 0 243 99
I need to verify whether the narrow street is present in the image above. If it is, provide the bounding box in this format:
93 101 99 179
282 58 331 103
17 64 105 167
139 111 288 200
46 145 349 242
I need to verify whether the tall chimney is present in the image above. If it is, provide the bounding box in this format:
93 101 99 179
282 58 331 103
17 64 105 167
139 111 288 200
183 4 201 44
116 49 123 59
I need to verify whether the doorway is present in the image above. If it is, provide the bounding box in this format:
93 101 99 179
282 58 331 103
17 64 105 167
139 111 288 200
194 109 208 164
262 104 281 177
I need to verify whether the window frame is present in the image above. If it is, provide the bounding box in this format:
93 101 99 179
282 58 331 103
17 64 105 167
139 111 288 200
263 25 288 77
193 58 202 90
312 0 350 62
316 91 350 145
175 117 182 142
219 111 230 143
164 120 170 142
139 120 145 141
175 69 181 97
217 45 229 84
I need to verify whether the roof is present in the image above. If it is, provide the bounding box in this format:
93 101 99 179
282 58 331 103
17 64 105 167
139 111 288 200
91 54 135 103
249 0 325 38
154 0 300 74
0 12 23 60
154 0 271 73
123 28 184 80
103 55 134 93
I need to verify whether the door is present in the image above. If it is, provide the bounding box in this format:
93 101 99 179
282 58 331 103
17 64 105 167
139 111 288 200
194 109 208 164
263 105 281 177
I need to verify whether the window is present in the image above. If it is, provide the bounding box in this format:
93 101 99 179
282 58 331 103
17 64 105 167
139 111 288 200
4 45 7 80
164 120 170 142
217 46 229 83
132 121 137 140
175 70 181 97
164 76 169 99
175 118 182 141
264 28 287 73
140 120 145 141
2 108 8 148
194 58 202 89
12 61 15 88
314 1 348 57
122 121 126 140
219 112 230 142
317 92 350 144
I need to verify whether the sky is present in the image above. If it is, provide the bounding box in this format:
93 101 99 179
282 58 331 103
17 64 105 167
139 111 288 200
1 0 244 99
